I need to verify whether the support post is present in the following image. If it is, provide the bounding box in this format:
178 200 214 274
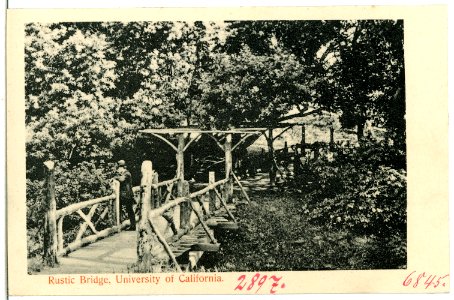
301 124 306 156
329 127 335 147
43 161 58 267
137 160 164 266
179 181 191 228
224 133 233 203
176 133 191 229
208 172 217 212
152 172 159 208
111 180 121 229
267 128 276 187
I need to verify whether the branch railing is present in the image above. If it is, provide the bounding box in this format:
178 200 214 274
41 160 242 270
137 160 238 272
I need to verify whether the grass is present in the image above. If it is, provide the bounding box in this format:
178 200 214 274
198 188 405 271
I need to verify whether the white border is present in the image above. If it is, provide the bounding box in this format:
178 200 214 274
2 1 452 300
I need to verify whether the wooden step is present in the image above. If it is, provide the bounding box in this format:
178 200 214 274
217 221 239 230
190 243 220 252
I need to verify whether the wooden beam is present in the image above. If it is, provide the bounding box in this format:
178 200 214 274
149 132 178 152
213 188 237 223
231 172 251 204
76 209 99 235
206 134 224 151
148 219 182 272
267 129 276 187
56 194 115 219
188 200 217 244
148 178 228 218
231 133 260 151
75 203 100 241
277 108 322 122
140 128 267 134
94 205 110 228
183 133 201 152
272 122 303 141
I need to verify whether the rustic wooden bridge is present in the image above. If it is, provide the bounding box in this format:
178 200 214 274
39 129 271 274
37 125 338 274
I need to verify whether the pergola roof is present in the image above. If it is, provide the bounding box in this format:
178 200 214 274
139 128 267 135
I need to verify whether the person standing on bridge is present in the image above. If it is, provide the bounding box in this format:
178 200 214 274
114 160 136 231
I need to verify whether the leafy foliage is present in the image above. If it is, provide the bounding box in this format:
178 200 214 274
300 141 406 235
314 20 405 143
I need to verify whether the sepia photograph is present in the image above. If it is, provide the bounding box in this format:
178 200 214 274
24 20 406 275
6 5 449 296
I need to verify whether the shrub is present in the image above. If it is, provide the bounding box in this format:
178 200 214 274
300 140 406 237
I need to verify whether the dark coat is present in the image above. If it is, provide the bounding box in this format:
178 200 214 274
115 167 134 203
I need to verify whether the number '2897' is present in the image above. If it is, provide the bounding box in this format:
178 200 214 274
234 273 286 294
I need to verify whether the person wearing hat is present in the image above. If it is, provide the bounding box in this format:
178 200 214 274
114 160 136 231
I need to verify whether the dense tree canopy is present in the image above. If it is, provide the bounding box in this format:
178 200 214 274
25 20 406 177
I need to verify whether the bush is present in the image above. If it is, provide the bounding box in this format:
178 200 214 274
299 139 406 268
302 164 406 236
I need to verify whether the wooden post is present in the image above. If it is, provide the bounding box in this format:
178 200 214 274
208 172 216 212
152 172 159 208
301 124 306 156
329 127 335 149
179 181 191 229
43 161 58 267
137 160 158 264
224 133 233 203
176 133 185 194
267 128 276 187
111 180 121 229
176 133 191 229
57 216 64 254
260 148 265 171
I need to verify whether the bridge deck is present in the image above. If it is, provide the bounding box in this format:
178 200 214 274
42 230 137 274
38 173 273 274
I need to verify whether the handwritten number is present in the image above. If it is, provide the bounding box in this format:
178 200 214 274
269 275 283 294
413 272 425 288
235 274 286 294
234 275 246 291
424 275 435 289
403 271 415 286
255 275 267 293
404 272 449 289
247 273 260 290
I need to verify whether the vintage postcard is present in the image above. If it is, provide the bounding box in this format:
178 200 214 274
6 5 449 296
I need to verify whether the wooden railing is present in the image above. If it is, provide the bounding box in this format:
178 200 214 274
136 160 239 272
41 160 243 271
